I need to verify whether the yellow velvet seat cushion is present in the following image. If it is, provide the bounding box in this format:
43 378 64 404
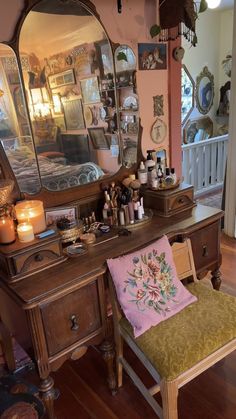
120 282 236 381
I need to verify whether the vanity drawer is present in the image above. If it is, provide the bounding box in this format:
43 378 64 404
13 242 62 276
168 192 193 212
190 221 220 272
142 183 195 217
41 280 102 356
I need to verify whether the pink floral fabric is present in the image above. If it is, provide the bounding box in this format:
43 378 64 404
107 235 197 337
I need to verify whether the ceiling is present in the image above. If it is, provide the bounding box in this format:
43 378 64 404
219 0 234 9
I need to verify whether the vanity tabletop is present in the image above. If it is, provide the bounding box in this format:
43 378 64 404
0 204 223 308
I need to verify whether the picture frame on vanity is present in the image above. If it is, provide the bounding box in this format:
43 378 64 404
88 127 110 150
45 205 78 227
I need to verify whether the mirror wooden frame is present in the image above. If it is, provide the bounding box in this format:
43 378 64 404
0 0 142 208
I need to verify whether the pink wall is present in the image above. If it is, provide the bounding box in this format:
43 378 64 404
0 0 182 176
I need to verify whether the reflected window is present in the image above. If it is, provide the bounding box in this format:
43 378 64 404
181 65 194 126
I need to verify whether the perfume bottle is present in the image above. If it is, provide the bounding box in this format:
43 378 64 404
165 168 174 186
138 161 147 185
171 168 177 184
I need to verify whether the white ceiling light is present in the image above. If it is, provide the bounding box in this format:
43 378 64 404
207 0 222 8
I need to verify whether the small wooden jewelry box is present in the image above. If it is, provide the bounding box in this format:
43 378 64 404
142 183 196 218
0 230 65 282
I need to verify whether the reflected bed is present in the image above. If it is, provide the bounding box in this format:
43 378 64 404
3 146 104 194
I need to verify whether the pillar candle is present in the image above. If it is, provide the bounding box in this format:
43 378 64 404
0 215 15 244
17 222 34 243
15 200 46 234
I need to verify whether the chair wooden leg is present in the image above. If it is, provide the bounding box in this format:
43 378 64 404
116 335 123 388
0 320 16 371
161 379 178 419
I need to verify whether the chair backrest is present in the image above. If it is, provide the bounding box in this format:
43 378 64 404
172 239 197 282
108 238 197 323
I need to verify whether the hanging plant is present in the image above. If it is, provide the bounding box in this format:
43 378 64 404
150 0 208 47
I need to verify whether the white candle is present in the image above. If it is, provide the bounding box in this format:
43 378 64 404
17 222 34 243
15 200 46 234
0 215 15 244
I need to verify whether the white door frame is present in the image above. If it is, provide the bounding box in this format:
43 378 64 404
224 0 236 237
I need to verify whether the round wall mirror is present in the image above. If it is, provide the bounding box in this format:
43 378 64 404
181 64 194 126
196 66 214 115
16 0 122 194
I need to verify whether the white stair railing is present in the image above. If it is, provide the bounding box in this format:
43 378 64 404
182 134 228 197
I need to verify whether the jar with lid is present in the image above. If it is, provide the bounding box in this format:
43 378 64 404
0 207 15 245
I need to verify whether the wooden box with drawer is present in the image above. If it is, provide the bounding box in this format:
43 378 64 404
142 183 196 217
0 231 65 282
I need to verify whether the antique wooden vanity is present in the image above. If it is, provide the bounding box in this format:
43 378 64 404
0 1 223 418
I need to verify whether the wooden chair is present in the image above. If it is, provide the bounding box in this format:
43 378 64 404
108 239 236 419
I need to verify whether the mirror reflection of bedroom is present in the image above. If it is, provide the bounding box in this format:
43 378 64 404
1 0 136 195
181 1 233 201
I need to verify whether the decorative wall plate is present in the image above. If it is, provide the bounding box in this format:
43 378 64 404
150 118 167 144
123 94 138 110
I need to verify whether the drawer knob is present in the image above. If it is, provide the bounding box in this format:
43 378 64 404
178 198 185 204
34 253 43 262
70 314 79 331
202 245 209 257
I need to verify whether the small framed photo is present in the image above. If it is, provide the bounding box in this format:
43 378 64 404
48 69 75 89
138 43 167 70
80 76 100 104
45 205 78 227
88 127 110 150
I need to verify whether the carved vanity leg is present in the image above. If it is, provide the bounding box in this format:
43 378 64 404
40 376 57 419
211 268 222 290
100 340 117 394
26 307 58 418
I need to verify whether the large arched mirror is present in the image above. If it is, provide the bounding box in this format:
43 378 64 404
7 0 138 195
0 43 41 194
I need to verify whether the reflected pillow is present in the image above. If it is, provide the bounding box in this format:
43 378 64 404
107 235 197 337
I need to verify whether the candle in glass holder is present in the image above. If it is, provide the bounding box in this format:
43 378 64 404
0 213 15 244
17 222 34 243
15 200 46 234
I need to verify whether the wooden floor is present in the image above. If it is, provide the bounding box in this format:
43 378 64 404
43 231 236 419
25 232 236 418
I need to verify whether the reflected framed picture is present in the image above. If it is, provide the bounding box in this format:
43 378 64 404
45 205 78 227
62 98 85 130
80 76 100 104
48 69 75 89
88 127 109 150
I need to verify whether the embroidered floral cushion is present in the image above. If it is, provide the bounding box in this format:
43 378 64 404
107 235 197 337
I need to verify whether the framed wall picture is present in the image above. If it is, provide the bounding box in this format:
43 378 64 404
138 43 167 70
45 205 78 227
88 127 109 149
62 98 85 130
48 69 75 89
80 76 100 104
